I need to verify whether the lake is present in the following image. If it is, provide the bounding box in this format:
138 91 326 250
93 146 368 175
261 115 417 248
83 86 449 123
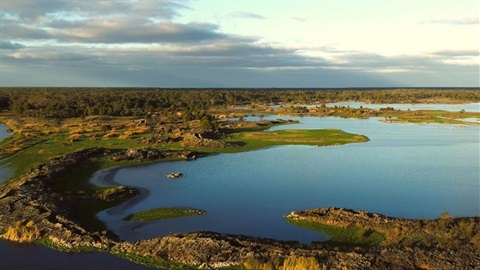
271 102 480 113
325 102 480 112
94 116 480 244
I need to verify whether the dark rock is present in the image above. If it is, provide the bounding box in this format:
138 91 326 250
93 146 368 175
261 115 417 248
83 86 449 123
111 148 199 161
182 132 231 148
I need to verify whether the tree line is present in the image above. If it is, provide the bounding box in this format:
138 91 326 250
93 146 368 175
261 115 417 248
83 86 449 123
0 88 478 119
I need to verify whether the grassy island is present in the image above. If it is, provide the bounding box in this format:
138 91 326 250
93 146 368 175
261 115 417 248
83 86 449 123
228 129 368 151
125 207 206 222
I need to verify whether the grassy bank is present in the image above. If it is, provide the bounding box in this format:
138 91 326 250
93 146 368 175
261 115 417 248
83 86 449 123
285 217 385 247
380 110 479 125
125 207 206 222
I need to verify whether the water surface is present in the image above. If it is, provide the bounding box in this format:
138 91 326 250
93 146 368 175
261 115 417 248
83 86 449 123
0 123 12 183
0 240 153 270
96 116 479 243
326 102 479 112
271 102 480 112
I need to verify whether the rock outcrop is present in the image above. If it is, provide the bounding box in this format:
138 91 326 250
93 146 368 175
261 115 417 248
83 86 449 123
0 148 115 249
111 148 198 161
181 133 231 148
165 173 184 179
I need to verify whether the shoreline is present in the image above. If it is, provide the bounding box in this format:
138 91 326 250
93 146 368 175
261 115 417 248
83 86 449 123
90 165 153 232
0 105 479 268
0 148 478 269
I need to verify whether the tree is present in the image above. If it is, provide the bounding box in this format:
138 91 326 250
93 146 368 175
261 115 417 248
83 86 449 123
199 115 217 131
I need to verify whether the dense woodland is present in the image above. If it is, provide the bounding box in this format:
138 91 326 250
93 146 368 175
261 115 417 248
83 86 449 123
0 88 478 119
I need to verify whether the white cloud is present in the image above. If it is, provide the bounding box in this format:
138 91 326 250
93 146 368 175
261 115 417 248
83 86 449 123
230 11 265 20
427 17 479 25
0 41 26 50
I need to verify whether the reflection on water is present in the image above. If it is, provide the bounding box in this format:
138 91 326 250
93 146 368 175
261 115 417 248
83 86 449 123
0 124 12 183
325 102 480 112
269 102 480 112
96 116 480 243
0 240 154 270
0 124 10 140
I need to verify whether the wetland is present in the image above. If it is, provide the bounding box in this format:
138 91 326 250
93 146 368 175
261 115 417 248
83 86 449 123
0 88 479 269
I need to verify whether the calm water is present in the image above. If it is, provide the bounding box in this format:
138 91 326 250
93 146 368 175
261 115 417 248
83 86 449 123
95 116 480 243
0 240 153 270
270 102 479 113
0 124 12 183
326 102 480 112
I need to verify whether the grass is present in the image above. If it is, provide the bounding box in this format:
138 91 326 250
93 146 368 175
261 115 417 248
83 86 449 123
0 115 369 180
222 129 369 153
381 110 479 125
111 249 196 270
285 217 385 247
0 117 148 179
125 207 206 222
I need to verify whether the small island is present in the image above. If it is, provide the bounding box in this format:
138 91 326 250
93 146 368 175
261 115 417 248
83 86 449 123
125 207 205 222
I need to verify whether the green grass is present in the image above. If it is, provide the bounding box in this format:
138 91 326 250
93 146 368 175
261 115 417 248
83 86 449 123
285 217 385 247
382 110 479 125
222 129 369 153
125 207 206 222
111 249 196 270
0 134 144 180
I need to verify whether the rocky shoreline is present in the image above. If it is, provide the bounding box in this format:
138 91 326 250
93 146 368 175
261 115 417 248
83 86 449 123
0 149 479 269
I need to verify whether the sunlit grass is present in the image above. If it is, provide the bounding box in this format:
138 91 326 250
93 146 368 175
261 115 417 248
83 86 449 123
225 129 369 152
285 217 385 247
125 207 206 222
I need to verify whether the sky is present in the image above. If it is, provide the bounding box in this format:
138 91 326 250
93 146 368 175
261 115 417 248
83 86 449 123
0 0 479 87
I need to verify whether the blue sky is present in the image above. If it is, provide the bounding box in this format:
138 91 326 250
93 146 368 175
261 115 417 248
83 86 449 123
0 0 478 87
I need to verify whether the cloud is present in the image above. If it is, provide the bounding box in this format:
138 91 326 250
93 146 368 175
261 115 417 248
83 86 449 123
0 41 26 50
0 0 187 21
0 1 478 87
292 16 307 22
0 0 222 44
54 21 228 44
426 17 479 25
230 11 265 20
429 50 479 57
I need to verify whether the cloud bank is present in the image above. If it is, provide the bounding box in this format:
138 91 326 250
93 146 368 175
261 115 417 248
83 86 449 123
0 0 478 87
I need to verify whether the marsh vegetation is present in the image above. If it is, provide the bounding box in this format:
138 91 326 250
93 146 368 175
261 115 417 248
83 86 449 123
125 207 206 222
